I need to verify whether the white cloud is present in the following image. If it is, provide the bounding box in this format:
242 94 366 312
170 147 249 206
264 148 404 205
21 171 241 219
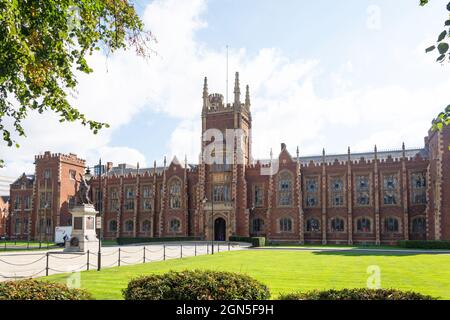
1 0 449 178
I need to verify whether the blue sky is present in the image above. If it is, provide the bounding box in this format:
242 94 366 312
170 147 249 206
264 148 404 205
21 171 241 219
1 0 449 176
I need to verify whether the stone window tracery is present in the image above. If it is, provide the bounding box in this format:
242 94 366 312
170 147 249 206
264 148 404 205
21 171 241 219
278 171 293 207
305 176 319 208
382 173 399 206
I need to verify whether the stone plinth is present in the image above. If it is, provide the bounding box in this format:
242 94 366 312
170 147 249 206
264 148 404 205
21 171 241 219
64 204 99 253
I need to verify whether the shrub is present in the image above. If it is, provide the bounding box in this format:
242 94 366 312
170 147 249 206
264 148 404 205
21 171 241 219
229 236 266 247
117 237 202 245
398 240 450 249
123 270 270 300
278 288 436 300
0 279 92 300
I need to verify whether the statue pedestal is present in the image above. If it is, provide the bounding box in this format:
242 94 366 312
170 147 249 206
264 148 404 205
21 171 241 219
64 204 99 253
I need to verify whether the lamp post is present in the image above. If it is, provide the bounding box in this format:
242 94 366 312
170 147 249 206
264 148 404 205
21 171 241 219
202 196 214 254
97 159 103 271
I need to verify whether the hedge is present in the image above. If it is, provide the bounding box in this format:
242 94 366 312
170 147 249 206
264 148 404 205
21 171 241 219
398 240 450 249
0 279 92 300
123 270 270 300
117 237 202 245
229 236 266 247
278 288 436 300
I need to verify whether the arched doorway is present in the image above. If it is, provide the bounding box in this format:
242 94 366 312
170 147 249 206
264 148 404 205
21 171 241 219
214 218 226 241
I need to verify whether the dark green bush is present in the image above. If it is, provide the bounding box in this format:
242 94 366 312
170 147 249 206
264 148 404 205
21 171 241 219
398 240 450 249
278 288 436 300
117 237 202 245
123 270 270 300
0 279 92 300
229 236 266 247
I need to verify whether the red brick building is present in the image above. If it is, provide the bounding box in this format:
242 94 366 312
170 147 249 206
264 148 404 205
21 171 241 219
8 153 85 240
0 196 9 237
8 73 450 244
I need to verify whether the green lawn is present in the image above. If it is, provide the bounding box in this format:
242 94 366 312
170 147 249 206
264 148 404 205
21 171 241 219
43 250 450 300
1 241 57 251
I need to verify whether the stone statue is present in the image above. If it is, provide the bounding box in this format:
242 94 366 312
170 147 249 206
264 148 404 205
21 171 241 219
76 173 92 205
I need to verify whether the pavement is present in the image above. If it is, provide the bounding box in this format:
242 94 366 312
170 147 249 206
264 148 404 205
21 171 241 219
0 241 249 281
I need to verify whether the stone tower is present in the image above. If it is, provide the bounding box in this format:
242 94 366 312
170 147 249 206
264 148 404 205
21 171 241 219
197 72 252 240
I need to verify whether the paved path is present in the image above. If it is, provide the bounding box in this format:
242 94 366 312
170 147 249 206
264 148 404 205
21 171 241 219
0 242 249 281
251 246 450 255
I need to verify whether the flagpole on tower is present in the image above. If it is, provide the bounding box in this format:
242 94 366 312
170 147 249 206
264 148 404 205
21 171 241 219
226 45 229 107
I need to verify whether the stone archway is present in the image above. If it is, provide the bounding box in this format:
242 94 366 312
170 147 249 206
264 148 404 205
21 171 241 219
214 217 226 241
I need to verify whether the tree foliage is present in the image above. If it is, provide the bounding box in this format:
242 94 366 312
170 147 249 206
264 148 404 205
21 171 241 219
421 1 450 63
421 1 450 132
0 0 154 167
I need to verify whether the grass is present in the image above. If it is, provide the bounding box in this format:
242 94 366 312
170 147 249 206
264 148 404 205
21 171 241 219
0 241 58 252
266 243 407 250
0 240 118 252
43 249 450 300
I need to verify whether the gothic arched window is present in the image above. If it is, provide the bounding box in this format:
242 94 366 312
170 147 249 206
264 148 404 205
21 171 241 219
411 217 426 234
141 220 151 232
124 220 134 232
306 218 320 232
109 220 117 232
356 217 371 233
384 217 399 233
279 217 293 232
278 171 293 206
330 217 345 232
170 219 181 232
169 178 182 209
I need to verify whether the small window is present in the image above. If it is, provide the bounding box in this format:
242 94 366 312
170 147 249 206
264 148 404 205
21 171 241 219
306 218 320 232
384 217 399 233
279 218 292 232
109 220 117 232
356 217 371 233
44 169 51 179
254 185 264 207
330 217 345 232
141 220 151 232
170 219 181 232
411 217 426 234
252 218 264 233
124 220 134 232
69 170 76 180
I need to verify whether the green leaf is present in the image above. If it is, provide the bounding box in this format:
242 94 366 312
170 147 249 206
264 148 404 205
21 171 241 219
437 54 446 62
447 2 450 11
438 42 449 54
445 20 450 26
438 30 447 42
426 45 436 53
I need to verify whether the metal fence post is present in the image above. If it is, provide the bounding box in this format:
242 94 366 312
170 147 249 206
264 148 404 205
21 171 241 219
98 251 102 271
180 245 183 259
143 246 146 263
195 243 197 256
218 243 220 253
118 248 121 267
163 245 166 261
228 242 231 251
87 250 90 271
45 252 49 276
